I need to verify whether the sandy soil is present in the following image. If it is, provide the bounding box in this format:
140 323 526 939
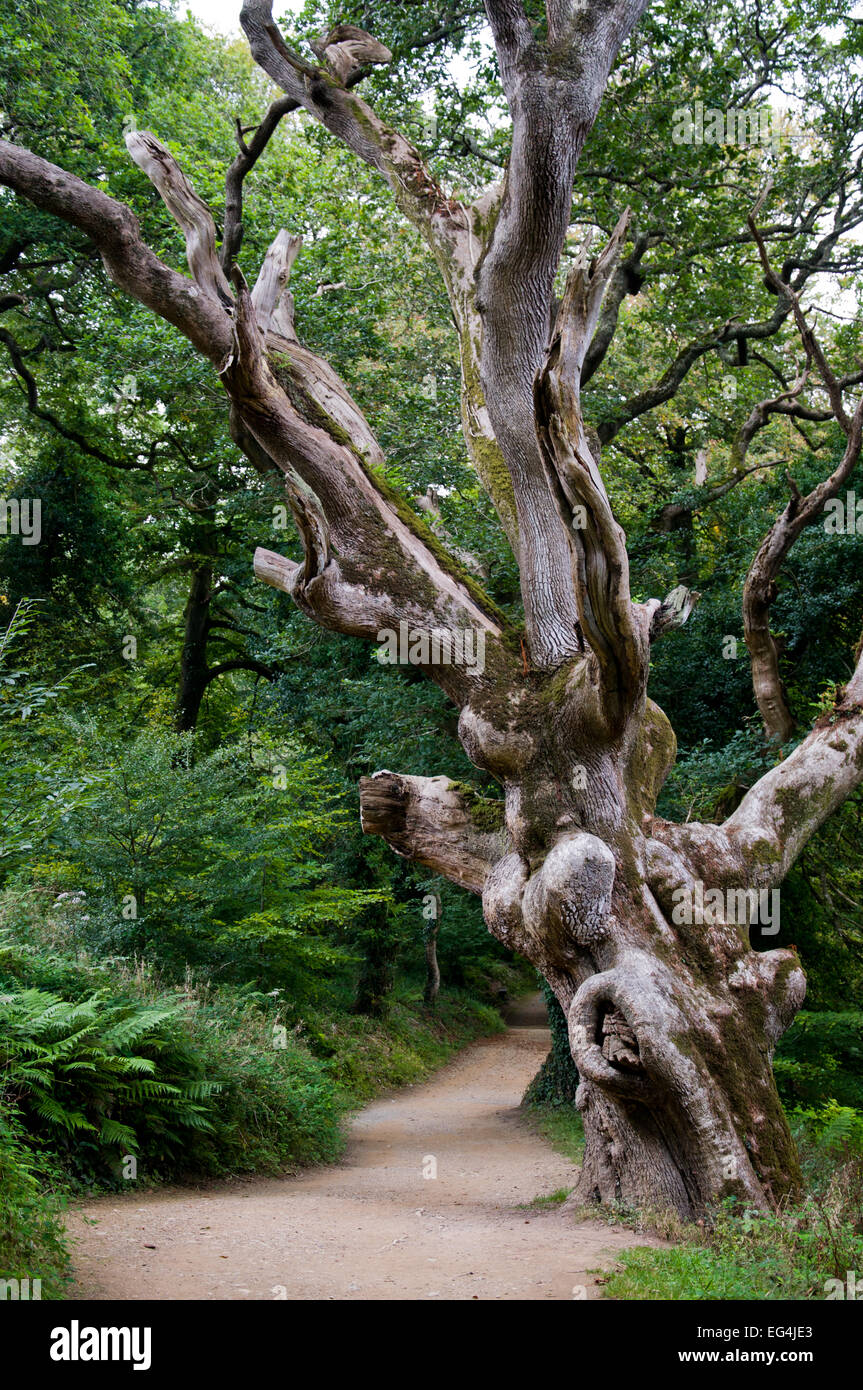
65 994 661 1300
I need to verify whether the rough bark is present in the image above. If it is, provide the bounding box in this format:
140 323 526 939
5 0 863 1220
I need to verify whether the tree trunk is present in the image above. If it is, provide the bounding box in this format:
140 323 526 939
473 706 804 1217
175 560 213 732
363 674 809 1219
423 899 441 1009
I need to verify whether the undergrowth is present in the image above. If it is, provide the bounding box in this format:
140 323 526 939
599 1113 863 1300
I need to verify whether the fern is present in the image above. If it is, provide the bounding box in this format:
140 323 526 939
0 983 218 1163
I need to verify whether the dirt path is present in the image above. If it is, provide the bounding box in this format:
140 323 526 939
66 995 660 1300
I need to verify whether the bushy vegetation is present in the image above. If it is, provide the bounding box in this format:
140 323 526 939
0 1105 71 1300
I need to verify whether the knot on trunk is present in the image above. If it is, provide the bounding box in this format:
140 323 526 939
728 948 807 1045
568 969 653 1099
522 831 617 958
457 702 537 778
601 1008 642 1071
482 852 529 951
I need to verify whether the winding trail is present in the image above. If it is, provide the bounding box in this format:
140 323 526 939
66 995 660 1300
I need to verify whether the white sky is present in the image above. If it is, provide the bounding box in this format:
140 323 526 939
184 1 301 36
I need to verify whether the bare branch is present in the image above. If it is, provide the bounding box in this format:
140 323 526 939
535 213 650 724
251 229 301 338
239 1 465 250
222 94 296 271
743 400 863 741
648 644 863 893
125 131 234 308
359 772 508 894
0 140 231 362
309 24 392 84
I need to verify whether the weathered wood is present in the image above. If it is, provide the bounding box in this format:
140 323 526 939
6 0 863 1218
359 773 508 895
251 229 301 338
125 131 234 307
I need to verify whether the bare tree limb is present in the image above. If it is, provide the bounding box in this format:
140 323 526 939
125 131 234 308
0 139 231 362
222 94 296 271
359 771 508 894
741 212 863 741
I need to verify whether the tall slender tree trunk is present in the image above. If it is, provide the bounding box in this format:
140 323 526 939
175 560 213 732
423 899 441 1009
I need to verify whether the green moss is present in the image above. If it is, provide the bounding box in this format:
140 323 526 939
449 779 506 832
362 463 514 630
538 657 579 706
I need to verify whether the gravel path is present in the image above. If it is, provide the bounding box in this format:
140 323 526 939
66 995 660 1300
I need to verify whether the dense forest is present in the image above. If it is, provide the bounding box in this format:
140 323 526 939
2 0 863 1305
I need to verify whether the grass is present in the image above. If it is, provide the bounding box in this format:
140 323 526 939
522 1098 584 1166
519 1187 571 1210
600 1125 863 1301
300 986 505 1105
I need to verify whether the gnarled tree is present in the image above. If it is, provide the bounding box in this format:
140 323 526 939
3 0 863 1217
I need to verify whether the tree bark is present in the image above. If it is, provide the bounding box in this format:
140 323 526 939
175 560 213 733
423 902 441 1010
6 0 863 1220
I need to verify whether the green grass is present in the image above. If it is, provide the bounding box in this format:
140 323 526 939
522 1099 585 1166
602 1126 863 1301
519 1187 571 1210
301 986 505 1105
519 1092 863 1302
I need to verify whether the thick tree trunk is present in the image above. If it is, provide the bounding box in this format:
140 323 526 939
365 679 807 1218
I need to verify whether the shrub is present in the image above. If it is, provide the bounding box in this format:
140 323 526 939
0 1104 70 1298
775 1011 863 1112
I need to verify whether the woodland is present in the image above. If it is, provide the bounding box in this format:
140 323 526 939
2 0 863 1300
